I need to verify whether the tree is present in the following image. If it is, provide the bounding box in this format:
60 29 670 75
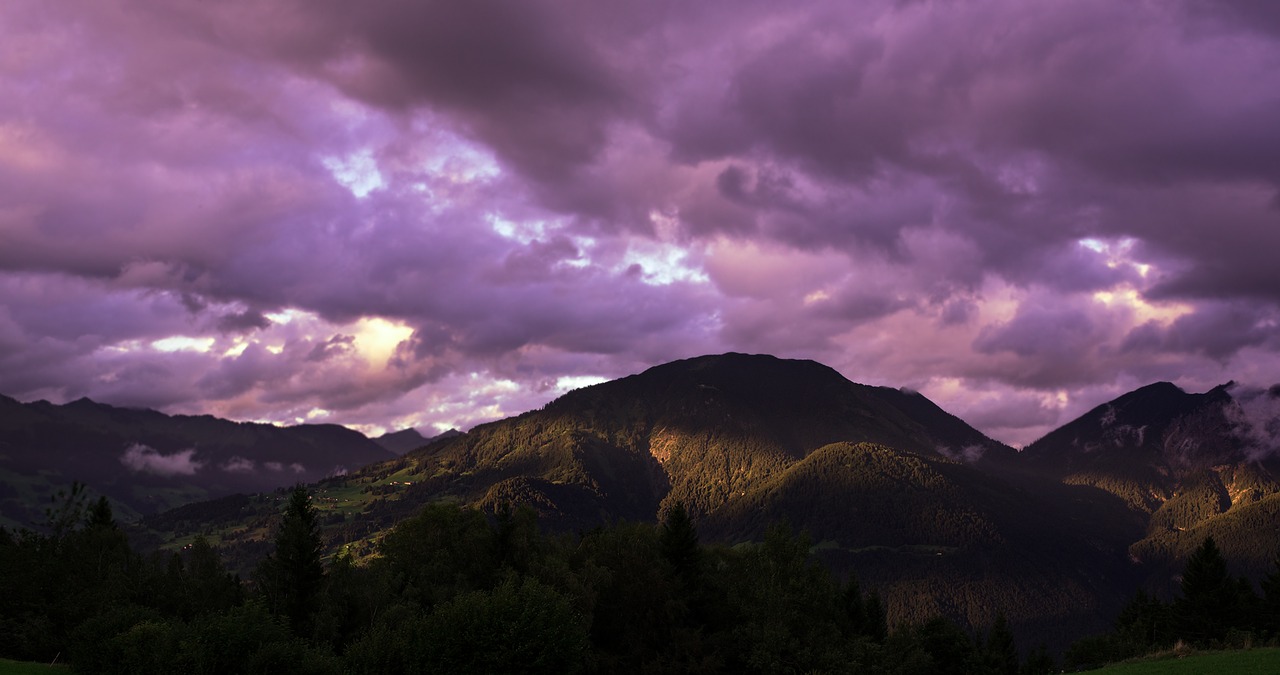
914 616 978 675
175 536 243 618
45 481 91 540
423 577 589 674
1115 589 1170 647
982 614 1019 675
720 523 848 673
255 485 325 634
660 501 703 586
842 574 865 637
1259 551 1280 635
1175 536 1255 644
86 496 117 530
1021 643 1056 675
378 502 498 609
864 589 889 643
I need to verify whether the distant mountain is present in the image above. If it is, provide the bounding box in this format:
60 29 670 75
0 394 394 529
373 428 462 455
1019 382 1242 508
373 428 427 455
1018 381 1280 593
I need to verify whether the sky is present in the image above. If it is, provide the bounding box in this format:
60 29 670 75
1 0 1278 447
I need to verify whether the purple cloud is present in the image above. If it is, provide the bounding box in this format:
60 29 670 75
0 0 1278 444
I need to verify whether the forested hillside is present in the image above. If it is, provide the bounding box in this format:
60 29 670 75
0 395 393 529
134 354 1139 649
5 353 1279 662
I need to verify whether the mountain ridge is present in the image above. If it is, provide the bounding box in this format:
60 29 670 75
0 394 394 529
6 353 1280 654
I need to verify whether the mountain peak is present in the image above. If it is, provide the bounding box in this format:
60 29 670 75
374 428 428 455
1019 379 1257 513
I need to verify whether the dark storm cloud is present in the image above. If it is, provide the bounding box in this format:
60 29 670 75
1193 0 1280 36
164 0 651 186
1124 302 1280 360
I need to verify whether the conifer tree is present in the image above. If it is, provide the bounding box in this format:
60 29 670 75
1021 643 1056 675
85 496 117 530
1116 589 1169 647
842 574 865 636
1175 536 1254 643
1259 551 1280 634
255 484 324 634
983 614 1019 675
864 589 888 643
659 501 703 586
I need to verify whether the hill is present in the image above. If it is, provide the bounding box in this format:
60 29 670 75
1017 380 1280 594
12 353 1280 656
140 353 1136 650
0 394 393 529
372 428 463 456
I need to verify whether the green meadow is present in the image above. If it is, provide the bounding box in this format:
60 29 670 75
1098 648 1280 674
0 658 70 674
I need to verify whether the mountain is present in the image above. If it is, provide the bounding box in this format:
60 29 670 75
0 394 394 529
1018 381 1242 510
402 352 1014 526
373 428 428 455
139 353 1135 650
117 355 1280 653
373 428 462 455
1018 381 1280 594
20 353 1280 655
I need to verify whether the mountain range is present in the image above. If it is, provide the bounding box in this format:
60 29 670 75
4 353 1280 652
0 394 394 529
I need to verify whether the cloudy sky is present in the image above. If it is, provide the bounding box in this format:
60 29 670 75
2 0 1278 446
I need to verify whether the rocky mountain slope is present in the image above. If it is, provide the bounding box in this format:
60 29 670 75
1018 380 1280 593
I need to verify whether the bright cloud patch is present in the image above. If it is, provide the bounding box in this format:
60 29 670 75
323 149 385 198
351 318 413 366
120 444 204 477
151 336 216 353
555 375 609 392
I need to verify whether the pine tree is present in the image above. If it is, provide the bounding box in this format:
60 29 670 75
255 484 325 634
1021 643 1056 675
1116 589 1170 647
983 614 1019 675
186 535 242 617
1259 550 1280 635
842 574 865 636
660 501 703 587
1175 536 1254 644
85 496 117 531
864 589 888 643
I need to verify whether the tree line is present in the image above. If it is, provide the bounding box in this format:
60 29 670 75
1065 535 1280 669
22 482 1269 673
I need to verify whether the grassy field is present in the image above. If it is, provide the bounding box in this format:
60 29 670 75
1097 647 1280 674
0 658 70 674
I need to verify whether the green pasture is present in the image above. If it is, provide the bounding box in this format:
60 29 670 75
1097 647 1280 674
0 658 70 674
